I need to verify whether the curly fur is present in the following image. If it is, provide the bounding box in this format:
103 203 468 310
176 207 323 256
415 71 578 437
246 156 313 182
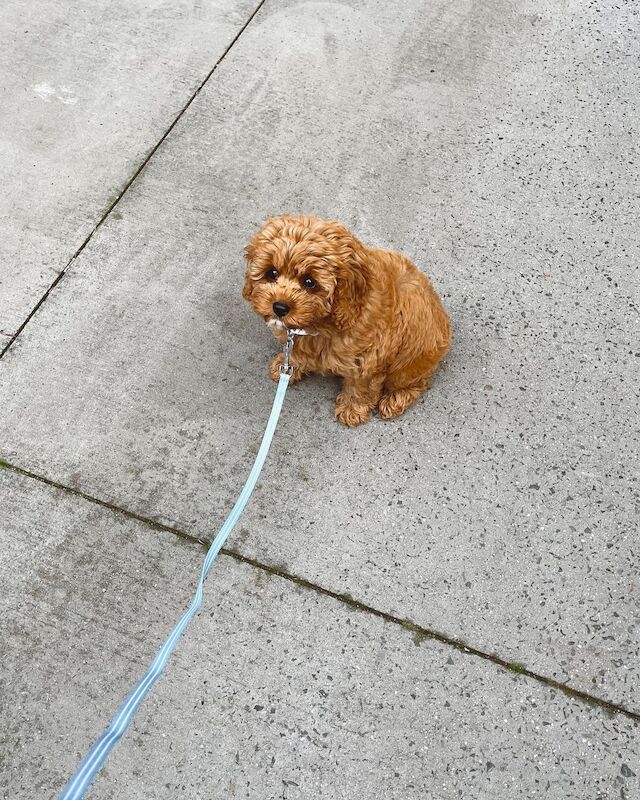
243 215 451 426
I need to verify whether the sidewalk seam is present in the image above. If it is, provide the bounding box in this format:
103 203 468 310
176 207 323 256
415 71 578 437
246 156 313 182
0 0 270 360
2 456 638 724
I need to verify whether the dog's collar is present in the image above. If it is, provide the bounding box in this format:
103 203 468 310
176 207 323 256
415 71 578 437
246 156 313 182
287 327 318 336
268 320 319 337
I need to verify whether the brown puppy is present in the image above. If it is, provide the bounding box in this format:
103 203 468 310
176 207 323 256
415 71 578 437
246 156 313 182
243 215 451 427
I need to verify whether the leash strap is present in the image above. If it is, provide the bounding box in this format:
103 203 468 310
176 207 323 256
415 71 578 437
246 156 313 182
60 371 292 800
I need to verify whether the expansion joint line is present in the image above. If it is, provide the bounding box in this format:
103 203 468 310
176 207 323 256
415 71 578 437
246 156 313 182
1 457 638 725
0 0 271 360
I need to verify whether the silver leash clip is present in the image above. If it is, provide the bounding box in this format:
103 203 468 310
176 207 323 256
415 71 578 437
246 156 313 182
279 329 296 376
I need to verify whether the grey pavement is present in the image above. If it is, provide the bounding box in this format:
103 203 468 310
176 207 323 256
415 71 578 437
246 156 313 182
2 469 638 799
1 1 639 799
0 0 259 338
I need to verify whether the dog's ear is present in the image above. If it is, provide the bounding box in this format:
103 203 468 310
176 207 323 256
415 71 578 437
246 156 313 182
331 238 371 330
242 240 257 299
243 218 282 299
242 270 253 300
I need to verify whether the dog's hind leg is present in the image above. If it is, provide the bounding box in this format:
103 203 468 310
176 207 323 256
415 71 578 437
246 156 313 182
377 349 445 420
377 376 431 420
335 373 385 427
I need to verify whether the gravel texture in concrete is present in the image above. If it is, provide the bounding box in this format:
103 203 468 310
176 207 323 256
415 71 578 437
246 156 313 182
0 0 260 337
1 0 638 709
1 0 639 797
1 468 638 800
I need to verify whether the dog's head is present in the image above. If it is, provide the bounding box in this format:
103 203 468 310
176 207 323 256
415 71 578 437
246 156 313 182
243 215 369 332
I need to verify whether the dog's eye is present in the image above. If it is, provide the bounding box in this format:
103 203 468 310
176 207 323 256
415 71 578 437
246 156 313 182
302 276 316 289
264 268 278 281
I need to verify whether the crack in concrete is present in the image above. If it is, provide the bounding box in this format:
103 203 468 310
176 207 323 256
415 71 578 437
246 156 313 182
0 0 271 359
2 456 638 724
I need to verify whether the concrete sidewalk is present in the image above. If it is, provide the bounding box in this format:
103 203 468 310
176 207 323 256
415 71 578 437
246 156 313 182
1 1 639 798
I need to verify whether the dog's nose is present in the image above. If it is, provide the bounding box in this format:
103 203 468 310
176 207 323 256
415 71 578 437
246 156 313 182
272 301 290 318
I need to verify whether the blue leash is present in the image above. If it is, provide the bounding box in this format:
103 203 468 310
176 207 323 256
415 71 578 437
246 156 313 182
60 335 297 800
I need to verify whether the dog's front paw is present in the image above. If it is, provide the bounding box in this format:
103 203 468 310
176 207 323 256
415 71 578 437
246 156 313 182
269 354 302 383
269 354 284 382
334 395 371 427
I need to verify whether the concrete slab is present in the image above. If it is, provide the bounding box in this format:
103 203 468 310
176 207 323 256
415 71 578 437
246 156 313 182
1 0 639 715
0 0 260 337
1 467 638 800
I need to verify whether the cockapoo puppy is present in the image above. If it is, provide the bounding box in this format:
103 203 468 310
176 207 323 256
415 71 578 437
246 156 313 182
243 215 451 427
